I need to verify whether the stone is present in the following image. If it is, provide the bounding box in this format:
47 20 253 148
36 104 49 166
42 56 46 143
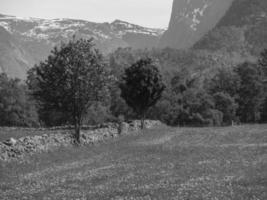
118 122 129 135
0 120 162 162
3 137 17 146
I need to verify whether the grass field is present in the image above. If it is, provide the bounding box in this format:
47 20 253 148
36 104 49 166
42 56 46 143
0 124 267 199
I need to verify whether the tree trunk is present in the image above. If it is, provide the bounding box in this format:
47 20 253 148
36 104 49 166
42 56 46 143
141 113 146 129
75 121 81 143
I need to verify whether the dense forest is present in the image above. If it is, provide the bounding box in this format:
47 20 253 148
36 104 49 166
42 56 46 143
0 44 267 127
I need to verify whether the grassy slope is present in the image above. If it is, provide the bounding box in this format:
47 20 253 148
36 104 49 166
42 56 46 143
0 124 267 199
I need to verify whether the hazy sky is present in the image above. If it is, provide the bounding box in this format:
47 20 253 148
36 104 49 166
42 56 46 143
0 0 173 28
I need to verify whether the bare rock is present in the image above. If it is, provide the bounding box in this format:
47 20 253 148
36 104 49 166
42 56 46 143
0 120 162 162
3 137 17 146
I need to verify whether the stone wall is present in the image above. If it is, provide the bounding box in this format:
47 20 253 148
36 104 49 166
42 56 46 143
0 120 161 162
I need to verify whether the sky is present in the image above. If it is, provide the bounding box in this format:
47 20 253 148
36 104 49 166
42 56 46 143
0 0 173 28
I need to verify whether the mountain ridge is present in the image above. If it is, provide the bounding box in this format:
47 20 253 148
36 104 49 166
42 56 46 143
0 13 164 79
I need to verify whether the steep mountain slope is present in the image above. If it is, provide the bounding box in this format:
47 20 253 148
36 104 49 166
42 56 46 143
159 0 267 70
0 26 34 79
0 14 164 79
160 0 267 54
159 0 234 49
217 0 267 27
195 0 267 55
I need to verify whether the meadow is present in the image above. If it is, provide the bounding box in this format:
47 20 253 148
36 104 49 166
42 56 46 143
0 124 267 199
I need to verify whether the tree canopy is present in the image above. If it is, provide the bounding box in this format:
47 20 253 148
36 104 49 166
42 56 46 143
27 38 110 141
119 58 165 128
0 73 38 127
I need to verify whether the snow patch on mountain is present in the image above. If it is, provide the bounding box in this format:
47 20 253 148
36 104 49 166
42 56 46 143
0 15 164 44
0 13 165 79
174 0 212 31
0 21 11 33
111 20 164 37
191 2 211 30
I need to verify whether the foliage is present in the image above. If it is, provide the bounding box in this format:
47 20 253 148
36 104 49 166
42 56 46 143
146 70 222 127
206 67 240 97
27 38 110 141
1 36 266 129
234 62 265 123
119 58 165 128
246 21 267 55
169 74 220 126
109 83 134 120
194 26 247 53
258 49 267 122
259 48 267 76
147 58 267 126
0 73 39 127
212 92 238 125
83 102 114 125
205 68 239 125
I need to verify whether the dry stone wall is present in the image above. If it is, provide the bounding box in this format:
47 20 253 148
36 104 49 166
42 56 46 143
0 120 161 162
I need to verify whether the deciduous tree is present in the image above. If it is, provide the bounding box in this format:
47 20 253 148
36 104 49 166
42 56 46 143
27 38 110 142
119 58 165 128
0 73 38 127
234 62 265 122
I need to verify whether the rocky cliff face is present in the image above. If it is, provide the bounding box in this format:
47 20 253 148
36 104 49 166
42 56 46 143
159 0 233 49
0 14 164 79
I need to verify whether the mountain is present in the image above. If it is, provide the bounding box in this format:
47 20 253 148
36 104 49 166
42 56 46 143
0 26 35 79
0 14 164 79
160 0 267 54
159 0 234 49
194 0 267 55
152 0 267 82
2 0 267 79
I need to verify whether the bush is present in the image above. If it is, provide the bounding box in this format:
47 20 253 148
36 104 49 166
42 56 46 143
0 73 39 127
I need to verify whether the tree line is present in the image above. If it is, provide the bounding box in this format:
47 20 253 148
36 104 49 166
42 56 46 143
1 38 267 134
